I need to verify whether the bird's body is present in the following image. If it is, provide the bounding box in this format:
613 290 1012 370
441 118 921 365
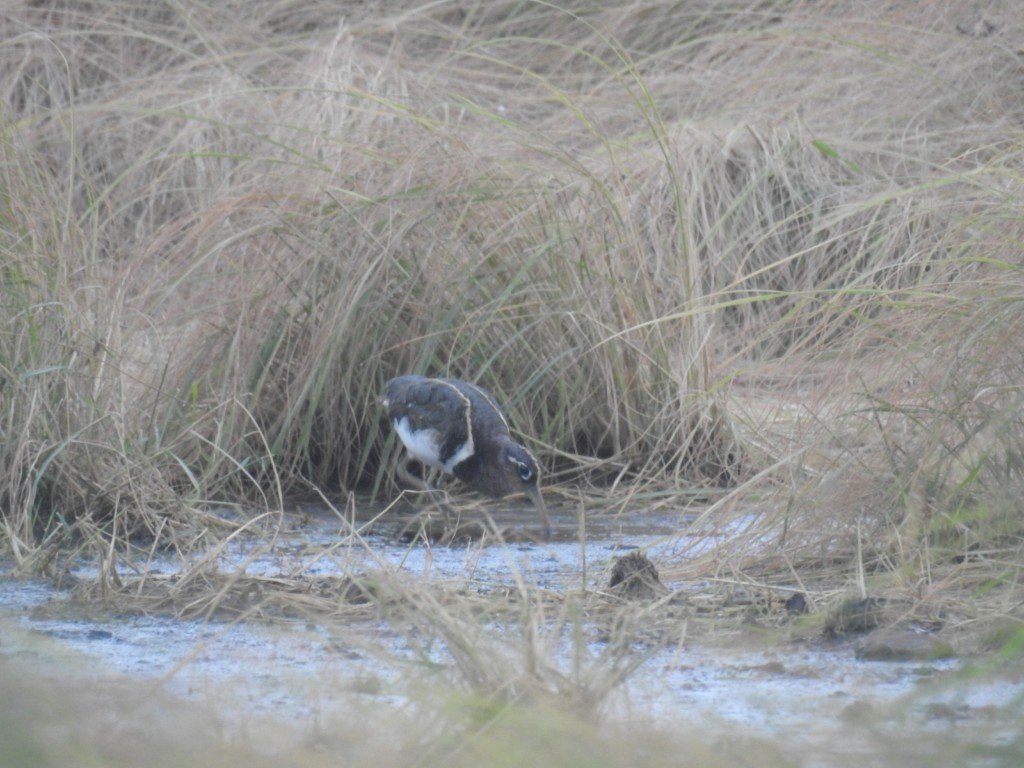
383 375 551 536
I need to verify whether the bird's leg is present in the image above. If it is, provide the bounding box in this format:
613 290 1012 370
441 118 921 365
396 454 454 529
396 454 432 493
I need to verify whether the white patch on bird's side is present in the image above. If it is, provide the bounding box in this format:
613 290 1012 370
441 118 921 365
393 417 442 469
394 416 474 473
444 431 474 472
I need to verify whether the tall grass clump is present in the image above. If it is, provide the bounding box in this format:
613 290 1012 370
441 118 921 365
0 78 186 563
3 2 1024 764
0 0 1021 604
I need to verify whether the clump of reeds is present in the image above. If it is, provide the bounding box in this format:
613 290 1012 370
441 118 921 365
0 0 1022 650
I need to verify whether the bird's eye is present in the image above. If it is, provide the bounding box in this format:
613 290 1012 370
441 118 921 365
515 460 533 482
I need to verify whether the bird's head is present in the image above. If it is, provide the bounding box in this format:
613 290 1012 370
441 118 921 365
498 443 551 537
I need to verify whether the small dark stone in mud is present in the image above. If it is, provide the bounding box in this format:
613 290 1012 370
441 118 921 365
824 597 888 638
241 581 264 606
855 629 955 661
784 592 807 615
86 629 114 641
608 550 668 600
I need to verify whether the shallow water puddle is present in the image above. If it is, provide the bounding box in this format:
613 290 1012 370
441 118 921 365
1 502 1021 763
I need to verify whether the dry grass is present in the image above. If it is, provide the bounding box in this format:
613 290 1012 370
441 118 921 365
2 0 1024 761
3 650 815 768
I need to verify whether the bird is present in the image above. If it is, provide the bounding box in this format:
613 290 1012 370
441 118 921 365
382 375 551 537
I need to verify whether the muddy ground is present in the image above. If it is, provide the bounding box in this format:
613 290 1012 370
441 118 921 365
1 502 1021 766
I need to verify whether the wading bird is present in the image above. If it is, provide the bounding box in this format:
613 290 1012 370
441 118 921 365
382 375 551 537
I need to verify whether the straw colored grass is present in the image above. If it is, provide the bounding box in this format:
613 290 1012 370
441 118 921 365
2 0 1024 759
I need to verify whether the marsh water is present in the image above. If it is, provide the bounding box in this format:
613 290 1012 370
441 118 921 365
1 501 1021 765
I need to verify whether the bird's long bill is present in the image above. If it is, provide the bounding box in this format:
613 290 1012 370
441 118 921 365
527 485 552 538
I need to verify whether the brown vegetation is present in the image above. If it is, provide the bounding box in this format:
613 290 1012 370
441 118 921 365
2 0 1023 763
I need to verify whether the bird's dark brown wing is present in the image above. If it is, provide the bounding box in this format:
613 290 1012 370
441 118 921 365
384 376 473 469
446 379 513 440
